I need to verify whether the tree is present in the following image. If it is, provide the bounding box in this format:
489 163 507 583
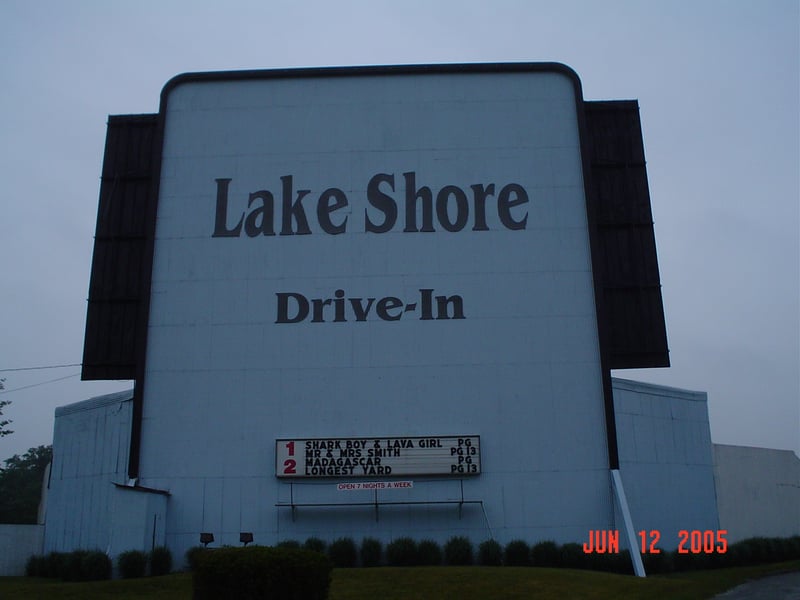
0 445 52 524
0 378 11 437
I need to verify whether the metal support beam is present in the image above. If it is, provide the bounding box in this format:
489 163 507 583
610 469 646 577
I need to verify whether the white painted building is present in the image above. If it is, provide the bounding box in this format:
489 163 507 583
43 378 723 563
38 64 741 569
714 444 800 541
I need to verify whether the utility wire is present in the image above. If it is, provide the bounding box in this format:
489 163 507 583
0 373 81 394
0 363 81 373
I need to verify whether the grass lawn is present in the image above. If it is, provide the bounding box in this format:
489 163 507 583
0 561 797 599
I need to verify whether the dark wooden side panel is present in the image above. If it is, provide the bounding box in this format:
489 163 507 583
82 114 158 380
585 101 670 369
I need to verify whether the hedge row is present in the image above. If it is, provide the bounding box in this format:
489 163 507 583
25 550 112 581
26 546 173 580
117 546 173 578
226 534 800 573
192 546 331 600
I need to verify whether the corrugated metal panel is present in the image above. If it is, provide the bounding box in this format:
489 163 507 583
613 378 719 548
44 393 133 555
55 389 133 417
82 115 158 380
585 101 670 369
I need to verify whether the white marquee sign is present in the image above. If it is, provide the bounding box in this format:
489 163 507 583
276 436 480 478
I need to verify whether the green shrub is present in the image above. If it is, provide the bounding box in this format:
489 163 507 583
670 547 698 572
150 545 173 576
44 552 68 579
63 550 89 581
589 549 632 574
531 540 559 567
725 539 752 567
790 536 800 559
444 536 473 565
666 535 800 571
615 549 634 574
328 537 357 568
417 539 443 566
723 536 794 567
559 542 587 570
304 537 327 554
192 546 331 600
25 554 46 577
34 550 111 581
771 537 796 562
778 535 800 562
504 539 530 566
118 550 148 578
386 537 418 566
478 539 502 566
670 546 725 572
751 537 781 563
360 537 382 567
277 539 301 549
186 546 208 571
642 548 673 574
81 550 112 580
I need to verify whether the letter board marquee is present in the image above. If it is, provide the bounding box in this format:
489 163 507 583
276 436 481 478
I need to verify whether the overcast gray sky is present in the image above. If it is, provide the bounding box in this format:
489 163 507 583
1 0 797 461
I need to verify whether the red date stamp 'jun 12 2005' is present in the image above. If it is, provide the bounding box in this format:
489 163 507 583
582 530 729 554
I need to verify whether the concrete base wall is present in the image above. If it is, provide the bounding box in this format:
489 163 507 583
714 444 800 541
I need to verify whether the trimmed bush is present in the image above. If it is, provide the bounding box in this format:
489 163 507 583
642 548 673 574
586 549 632 574
745 537 779 564
31 550 110 581
782 536 800 561
150 545 173 576
559 542 587 570
613 549 634 574
118 550 148 579
771 537 796 562
790 536 800 559
360 537 382 567
725 539 753 567
386 537 418 566
328 537 357 568
478 539 502 566
504 539 530 566
444 536 473 565
531 540 559 567
63 550 89 581
670 548 698 572
44 552 68 579
81 550 112 581
25 554 46 577
304 537 327 554
192 546 331 600
186 546 208 571
417 539 442 566
661 535 800 572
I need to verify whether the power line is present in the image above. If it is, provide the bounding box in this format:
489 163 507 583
0 363 81 373
0 373 81 394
